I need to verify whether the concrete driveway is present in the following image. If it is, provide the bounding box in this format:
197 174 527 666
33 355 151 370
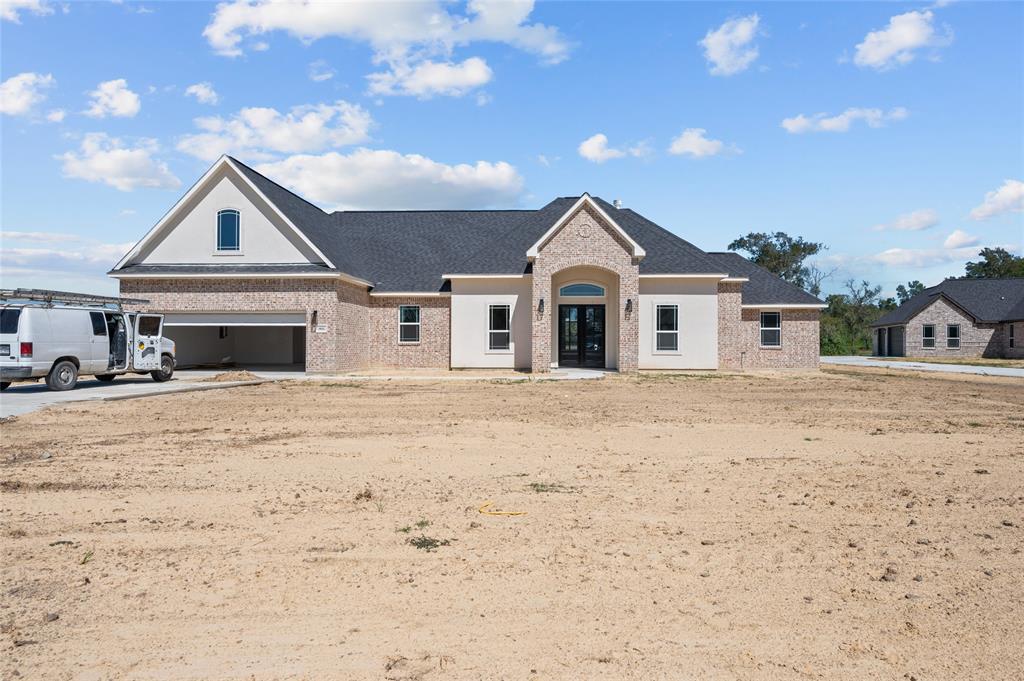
822 355 1024 379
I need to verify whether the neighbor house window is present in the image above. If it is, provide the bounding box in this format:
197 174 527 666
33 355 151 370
922 324 935 349
946 324 960 349
559 283 605 297
1010 324 1016 348
488 304 511 351
217 209 240 251
655 304 679 352
399 305 420 343
760 311 781 347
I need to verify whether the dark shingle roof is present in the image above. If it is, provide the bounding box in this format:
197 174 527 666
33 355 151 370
873 278 1024 326
111 263 338 276
706 252 825 306
220 158 826 303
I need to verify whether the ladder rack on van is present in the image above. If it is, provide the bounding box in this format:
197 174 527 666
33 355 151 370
0 288 150 310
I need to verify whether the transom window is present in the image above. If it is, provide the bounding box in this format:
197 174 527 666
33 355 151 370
760 311 782 347
217 209 240 251
488 304 511 351
655 304 679 352
922 324 935 348
399 305 420 343
559 283 605 297
946 323 960 349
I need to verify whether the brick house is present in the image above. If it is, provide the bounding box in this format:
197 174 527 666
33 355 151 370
109 156 825 373
871 278 1024 359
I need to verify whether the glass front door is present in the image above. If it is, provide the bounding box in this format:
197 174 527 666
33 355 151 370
558 304 605 368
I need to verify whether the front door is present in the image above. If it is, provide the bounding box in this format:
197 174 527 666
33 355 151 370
558 304 605 368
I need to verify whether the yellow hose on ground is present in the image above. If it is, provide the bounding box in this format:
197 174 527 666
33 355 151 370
478 501 526 516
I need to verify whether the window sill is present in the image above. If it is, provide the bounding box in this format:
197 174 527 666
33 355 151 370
653 350 682 355
398 341 420 346
485 349 513 355
213 251 244 256
759 345 783 350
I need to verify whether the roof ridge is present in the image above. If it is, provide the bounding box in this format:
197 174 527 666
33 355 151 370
228 156 330 216
331 208 536 215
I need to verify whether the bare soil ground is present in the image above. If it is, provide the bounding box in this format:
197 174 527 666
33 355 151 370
2 369 1022 680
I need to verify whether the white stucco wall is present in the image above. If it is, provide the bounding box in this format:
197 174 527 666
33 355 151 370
638 278 719 369
134 168 322 265
450 278 532 369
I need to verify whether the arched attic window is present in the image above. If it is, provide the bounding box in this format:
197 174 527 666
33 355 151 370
217 209 240 251
559 283 605 297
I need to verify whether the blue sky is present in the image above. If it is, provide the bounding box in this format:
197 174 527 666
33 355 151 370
1 0 1021 296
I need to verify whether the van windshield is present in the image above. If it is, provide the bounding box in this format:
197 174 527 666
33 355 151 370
0 309 21 334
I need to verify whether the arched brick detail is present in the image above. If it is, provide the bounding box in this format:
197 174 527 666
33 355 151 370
530 204 640 372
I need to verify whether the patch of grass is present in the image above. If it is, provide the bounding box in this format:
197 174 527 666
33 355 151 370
966 421 984 428
354 487 373 502
414 519 430 529
396 525 412 534
319 382 365 389
408 535 451 552
79 550 94 565
526 482 577 494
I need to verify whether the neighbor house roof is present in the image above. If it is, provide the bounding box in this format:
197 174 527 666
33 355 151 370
872 278 1024 326
114 156 824 307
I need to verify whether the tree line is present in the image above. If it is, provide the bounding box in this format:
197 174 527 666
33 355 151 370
728 233 1024 355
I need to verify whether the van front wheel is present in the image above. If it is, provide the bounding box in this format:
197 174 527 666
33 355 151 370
46 361 79 391
151 355 174 382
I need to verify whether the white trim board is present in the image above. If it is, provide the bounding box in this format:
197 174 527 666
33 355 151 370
639 273 731 279
741 303 827 309
442 273 531 280
526 194 646 260
110 271 372 287
369 291 451 298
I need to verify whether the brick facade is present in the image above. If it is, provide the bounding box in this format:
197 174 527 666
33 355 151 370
890 297 1004 358
368 297 451 368
530 204 640 373
717 282 820 369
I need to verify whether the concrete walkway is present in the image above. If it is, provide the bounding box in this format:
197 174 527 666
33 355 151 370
821 355 1024 379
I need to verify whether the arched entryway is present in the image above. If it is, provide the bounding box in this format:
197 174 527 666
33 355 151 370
550 266 620 369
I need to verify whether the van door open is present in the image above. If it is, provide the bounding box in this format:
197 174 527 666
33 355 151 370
132 314 163 371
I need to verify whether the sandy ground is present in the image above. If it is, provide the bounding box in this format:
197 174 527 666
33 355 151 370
2 369 1022 680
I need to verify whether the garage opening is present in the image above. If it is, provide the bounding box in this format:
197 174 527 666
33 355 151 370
162 312 307 371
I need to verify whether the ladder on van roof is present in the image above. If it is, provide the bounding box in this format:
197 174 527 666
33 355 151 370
0 288 150 310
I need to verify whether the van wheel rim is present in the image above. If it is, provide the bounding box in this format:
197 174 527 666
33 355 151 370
59 367 73 383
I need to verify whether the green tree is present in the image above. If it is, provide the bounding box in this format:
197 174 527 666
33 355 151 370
819 280 888 355
895 280 925 304
728 232 825 290
964 247 1024 278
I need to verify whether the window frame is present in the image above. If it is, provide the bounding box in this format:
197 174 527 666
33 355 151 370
559 282 606 298
653 303 680 354
921 324 935 349
89 311 107 337
398 305 420 344
215 208 242 254
760 311 782 348
1009 323 1015 349
946 323 960 349
487 303 512 353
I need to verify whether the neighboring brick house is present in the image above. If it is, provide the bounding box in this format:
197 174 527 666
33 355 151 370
871 278 1024 359
110 156 825 373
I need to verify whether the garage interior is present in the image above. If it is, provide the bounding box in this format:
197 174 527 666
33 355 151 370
162 312 306 370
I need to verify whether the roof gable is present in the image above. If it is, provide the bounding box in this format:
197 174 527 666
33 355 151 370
526 194 645 259
873 278 1024 326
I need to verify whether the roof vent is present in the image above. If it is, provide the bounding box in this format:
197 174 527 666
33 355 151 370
613 198 623 209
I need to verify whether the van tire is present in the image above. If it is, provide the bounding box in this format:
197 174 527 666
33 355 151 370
0 382 10 391
96 374 116 382
151 355 174 382
47 360 79 391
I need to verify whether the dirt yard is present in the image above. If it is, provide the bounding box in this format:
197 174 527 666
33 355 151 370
2 369 1022 680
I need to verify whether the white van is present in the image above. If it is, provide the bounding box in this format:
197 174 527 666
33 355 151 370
1 291 176 392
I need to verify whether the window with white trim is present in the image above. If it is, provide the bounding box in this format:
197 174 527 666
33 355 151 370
922 324 935 349
946 323 960 349
399 305 420 343
655 304 679 352
217 209 240 251
760 311 781 347
488 304 511 351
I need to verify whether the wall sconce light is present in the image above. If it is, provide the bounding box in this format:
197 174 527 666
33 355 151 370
538 298 545 314
625 298 633 313
311 310 318 327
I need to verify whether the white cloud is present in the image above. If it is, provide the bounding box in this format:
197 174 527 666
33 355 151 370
254 149 524 210
1 240 134 289
969 179 1024 220
176 100 373 162
871 208 939 232
185 82 219 105
699 14 760 76
1 230 80 243
57 133 181 192
943 229 979 249
475 91 492 106
668 128 736 158
84 78 141 118
367 57 492 98
871 245 981 268
0 72 55 116
854 10 952 70
308 59 335 82
1 0 53 22
45 108 65 122
577 133 649 164
781 107 908 134
203 0 569 98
